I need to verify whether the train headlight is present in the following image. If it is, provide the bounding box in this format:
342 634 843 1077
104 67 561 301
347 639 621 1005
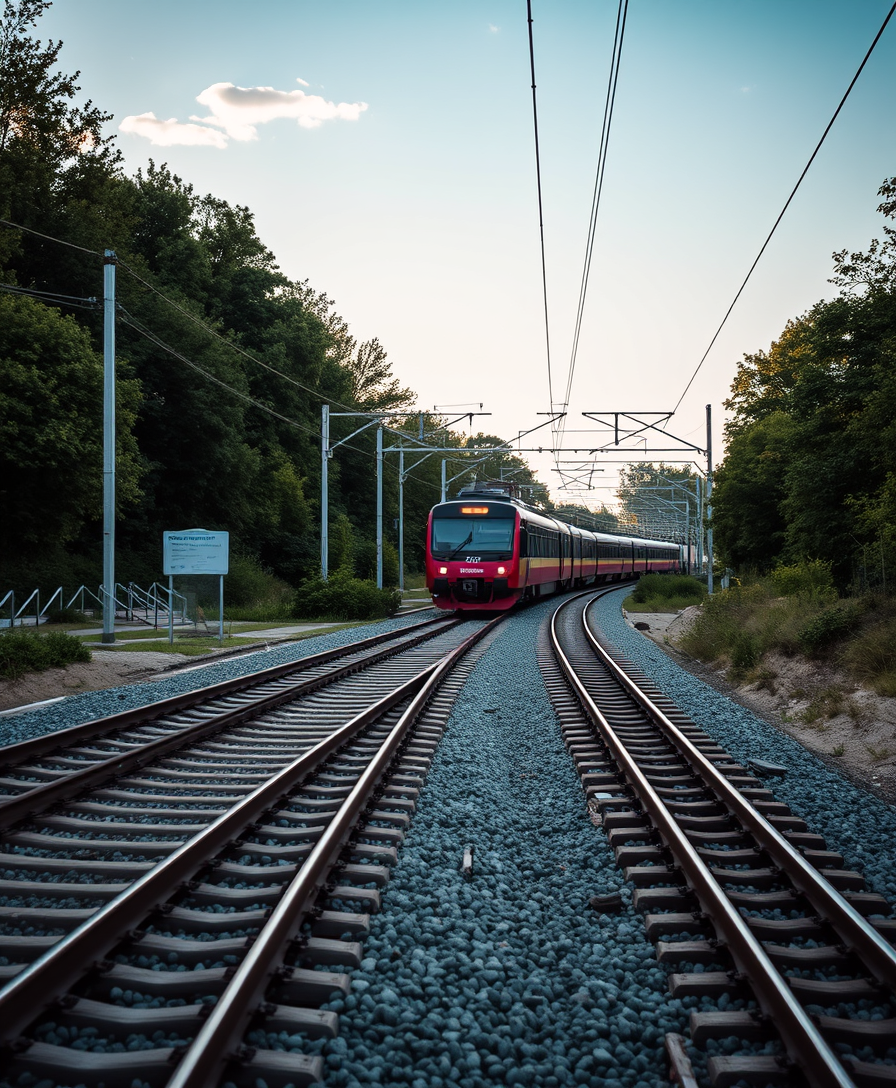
439 566 448 575
497 566 506 575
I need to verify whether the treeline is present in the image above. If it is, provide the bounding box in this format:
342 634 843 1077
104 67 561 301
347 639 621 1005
0 1 541 600
712 177 896 591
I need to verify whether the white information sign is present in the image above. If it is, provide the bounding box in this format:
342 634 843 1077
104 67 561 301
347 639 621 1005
163 529 230 575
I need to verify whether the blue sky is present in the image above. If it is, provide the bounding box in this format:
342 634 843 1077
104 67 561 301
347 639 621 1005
40 0 896 508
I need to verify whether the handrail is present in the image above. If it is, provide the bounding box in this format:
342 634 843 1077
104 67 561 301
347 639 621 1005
38 588 63 619
3 583 190 629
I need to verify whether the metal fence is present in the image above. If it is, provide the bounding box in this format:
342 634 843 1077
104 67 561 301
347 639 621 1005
0 583 188 629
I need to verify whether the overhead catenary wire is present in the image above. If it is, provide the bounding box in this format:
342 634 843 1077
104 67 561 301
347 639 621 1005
0 215 378 418
556 0 629 453
671 0 896 415
116 257 365 416
526 1 556 428
0 217 102 256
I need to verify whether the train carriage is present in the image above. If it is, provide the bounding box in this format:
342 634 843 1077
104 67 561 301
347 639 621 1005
426 484 684 612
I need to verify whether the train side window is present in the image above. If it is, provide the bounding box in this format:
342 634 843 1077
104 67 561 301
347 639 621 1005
519 524 528 557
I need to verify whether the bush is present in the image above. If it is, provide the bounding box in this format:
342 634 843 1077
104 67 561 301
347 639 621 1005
293 573 402 622
0 629 91 680
770 560 835 598
840 611 896 694
631 573 705 606
731 632 761 671
797 606 855 656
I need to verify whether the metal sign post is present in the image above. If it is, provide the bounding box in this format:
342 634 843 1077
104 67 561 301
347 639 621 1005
163 530 230 643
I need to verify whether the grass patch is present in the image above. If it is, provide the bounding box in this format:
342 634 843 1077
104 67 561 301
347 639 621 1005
796 685 847 724
678 578 869 670
840 607 896 695
628 574 705 612
0 629 91 680
83 619 364 653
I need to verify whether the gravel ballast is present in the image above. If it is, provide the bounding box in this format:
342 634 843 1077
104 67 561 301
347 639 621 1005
300 597 696 1088
7 590 896 1086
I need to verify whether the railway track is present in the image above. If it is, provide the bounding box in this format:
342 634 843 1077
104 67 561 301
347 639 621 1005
0 612 505 1087
542 590 896 1088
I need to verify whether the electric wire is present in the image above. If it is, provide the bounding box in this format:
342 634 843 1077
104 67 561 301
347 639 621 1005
526 1 556 429
0 281 99 309
118 308 468 494
0 216 382 417
671 0 896 415
116 257 363 416
0 218 102 256
557 0 628 452
117 308 324 439
0 213 521 495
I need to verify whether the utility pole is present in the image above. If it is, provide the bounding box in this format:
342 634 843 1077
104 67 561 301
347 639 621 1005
321 404 330 581
102 250 116 644
376 426 383 589
706 404 714 595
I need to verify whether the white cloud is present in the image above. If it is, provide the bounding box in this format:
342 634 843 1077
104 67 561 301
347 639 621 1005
489 24 500 32
119 111 229 148
119 78 367 148
193 80 368 140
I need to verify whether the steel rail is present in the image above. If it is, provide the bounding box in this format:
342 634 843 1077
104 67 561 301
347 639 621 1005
0 614 453 764
551 595 856 1088
582 597 896 992
163 614 505 1088
0 618 462 828
0 663 435 1038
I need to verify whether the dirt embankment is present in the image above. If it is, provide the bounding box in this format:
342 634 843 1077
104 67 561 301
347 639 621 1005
630 608 896 805
0 650 194 713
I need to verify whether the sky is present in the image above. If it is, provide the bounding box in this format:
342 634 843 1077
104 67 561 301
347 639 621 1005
37 0 896 514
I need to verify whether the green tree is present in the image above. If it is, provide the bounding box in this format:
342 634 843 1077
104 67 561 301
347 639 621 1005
0 0 120 271
0 293 142 551
714 178 896 584
711 413 791 570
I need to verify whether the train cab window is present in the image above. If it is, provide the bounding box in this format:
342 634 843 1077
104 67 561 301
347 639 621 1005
431 517 515 559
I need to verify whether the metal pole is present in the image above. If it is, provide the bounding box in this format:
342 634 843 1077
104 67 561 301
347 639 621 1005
168 575 174 646
398 448 405 593
102 250 117 644
219 575 224 642
696 475 704 578
706 404 714 595
441 459 447 503
376 426 383 589
321 404 329 581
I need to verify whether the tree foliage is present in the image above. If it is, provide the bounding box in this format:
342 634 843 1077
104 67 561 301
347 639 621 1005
713 177 896 587
0 2 549 596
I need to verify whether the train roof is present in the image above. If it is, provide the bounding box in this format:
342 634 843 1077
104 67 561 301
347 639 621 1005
432 495 680 551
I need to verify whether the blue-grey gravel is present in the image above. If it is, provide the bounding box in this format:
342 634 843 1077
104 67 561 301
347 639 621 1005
301 598 698 1087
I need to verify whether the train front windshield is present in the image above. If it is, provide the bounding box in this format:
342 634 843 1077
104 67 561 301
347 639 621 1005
431 517 515 560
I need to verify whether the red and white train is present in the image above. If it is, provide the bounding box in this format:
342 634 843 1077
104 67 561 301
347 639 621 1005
425 484 684 612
